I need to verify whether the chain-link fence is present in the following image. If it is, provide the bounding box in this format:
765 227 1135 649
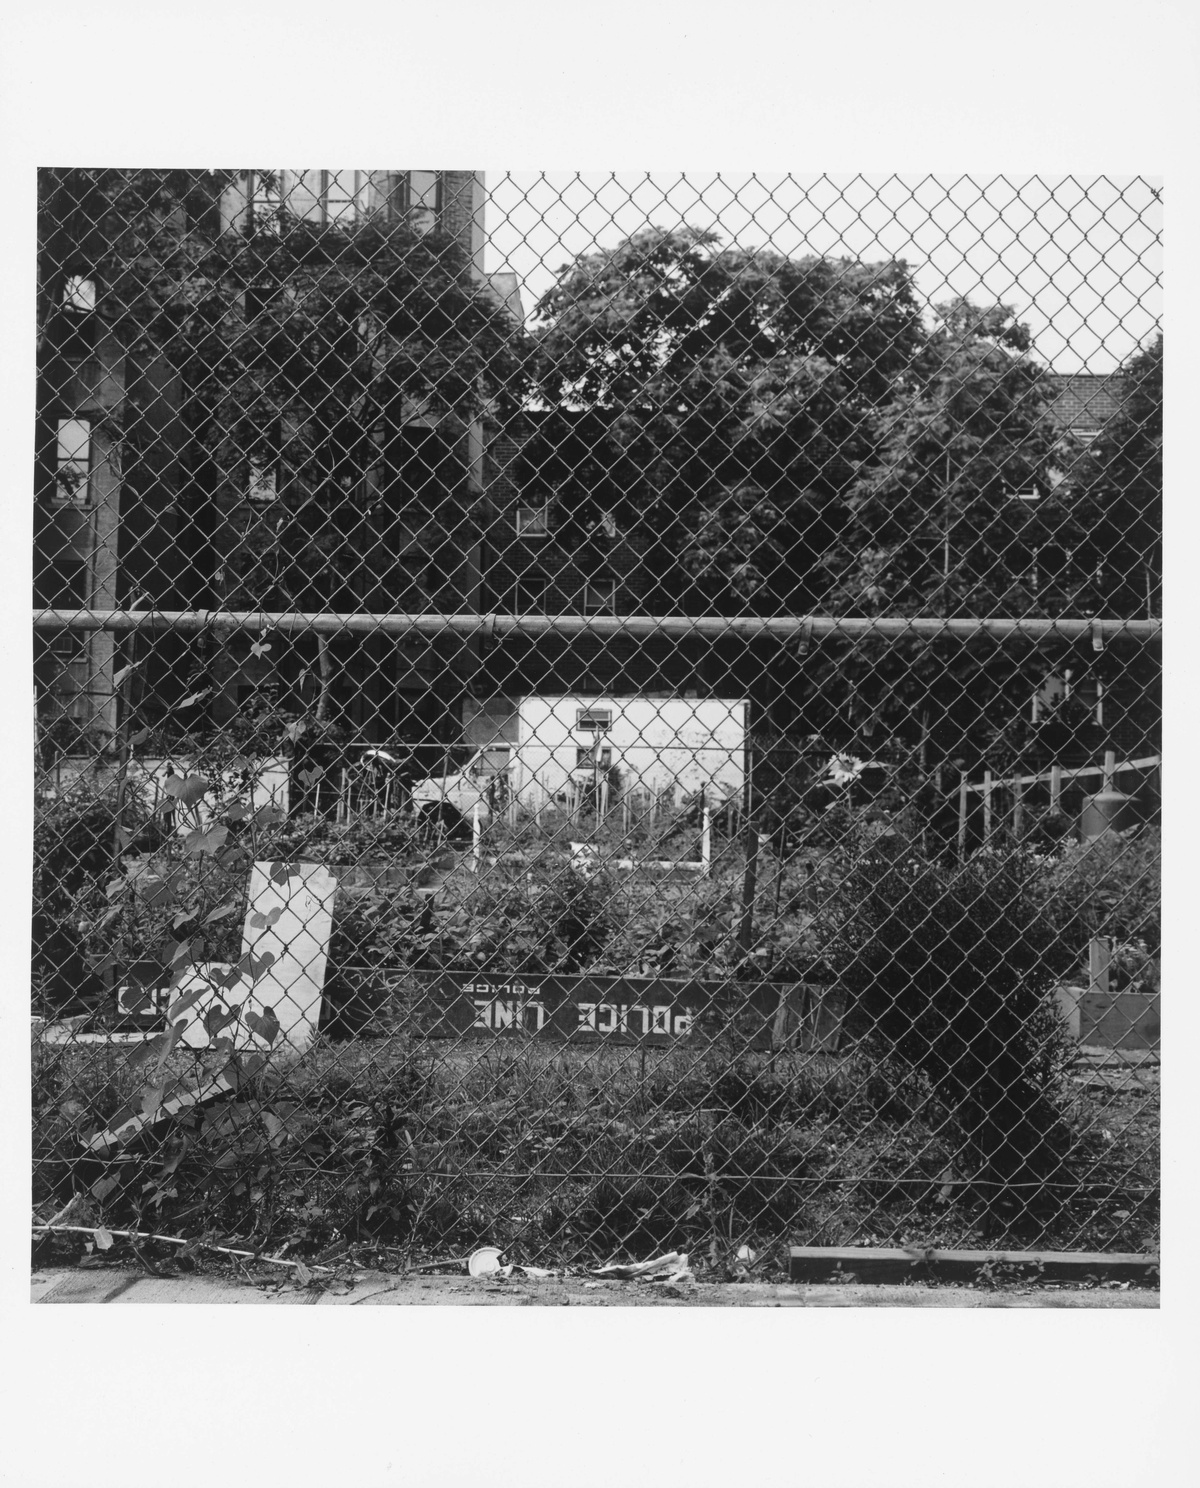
32 171 1161 1275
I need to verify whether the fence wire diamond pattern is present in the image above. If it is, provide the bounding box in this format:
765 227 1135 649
33 171 1160 1275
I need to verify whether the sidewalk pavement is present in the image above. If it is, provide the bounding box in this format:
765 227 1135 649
30 1267 1159 1307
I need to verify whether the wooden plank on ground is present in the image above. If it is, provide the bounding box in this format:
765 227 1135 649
788 1246 1159 1285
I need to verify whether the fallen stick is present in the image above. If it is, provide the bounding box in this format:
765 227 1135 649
30 1223 334 1275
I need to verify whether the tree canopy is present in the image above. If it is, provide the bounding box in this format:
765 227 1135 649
1068 332 1162 618
531 226 927 612
532 224 1162 760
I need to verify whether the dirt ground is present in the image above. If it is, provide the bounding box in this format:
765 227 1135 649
31 1263 1158 1307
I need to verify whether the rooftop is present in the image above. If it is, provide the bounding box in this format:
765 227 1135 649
1049 372 1125 434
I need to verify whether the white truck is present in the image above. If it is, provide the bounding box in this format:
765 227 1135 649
410 695 748 822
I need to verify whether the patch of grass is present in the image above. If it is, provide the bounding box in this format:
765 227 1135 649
33 1024 1159 1267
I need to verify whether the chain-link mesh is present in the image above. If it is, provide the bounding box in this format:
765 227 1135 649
32 171 1161 1274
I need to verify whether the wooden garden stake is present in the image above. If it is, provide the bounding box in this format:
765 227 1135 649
737 821 760 959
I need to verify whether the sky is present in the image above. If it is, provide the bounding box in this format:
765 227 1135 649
482 172 1162 374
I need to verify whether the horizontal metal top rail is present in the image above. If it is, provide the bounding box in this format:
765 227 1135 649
32 609 1163 644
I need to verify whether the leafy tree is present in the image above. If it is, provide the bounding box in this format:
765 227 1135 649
1068 332 1162 618
531 226 927 612
823 297 1074 618
797 298 1087 759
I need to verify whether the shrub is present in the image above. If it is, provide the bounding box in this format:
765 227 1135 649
824 834 1076 1224
1042 827 1161 961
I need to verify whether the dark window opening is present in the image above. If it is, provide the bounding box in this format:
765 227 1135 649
509 574 548 613
583 577 617 612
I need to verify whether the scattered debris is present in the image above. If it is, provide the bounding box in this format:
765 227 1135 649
467 1246 506 1277
30 1222 335 1275
650 1256 694 1284
590 1250 686 1281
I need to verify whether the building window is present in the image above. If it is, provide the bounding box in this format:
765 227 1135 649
1031 673 1066 723
1032 669 1103 725
245 170 284 232
516 504 550 538
55 418 90 505
247 456 278 505
583 577 618 612
247 460 277 504
320 170 361 224
575 707 612 733
575 745 613 770
405 171 440 233
49 635 91 721
62 277 96 314
509 574 548 613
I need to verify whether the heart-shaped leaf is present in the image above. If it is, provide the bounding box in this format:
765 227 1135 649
249 907 283 930
269 861 299 885
184 825 229 857
164 774 209 806
169 936 202 971
166 981 206 1022
139 880 174 908
203 1005 238 1039
140 1083 165 1119
237 949 276 983
245 1007 281 1046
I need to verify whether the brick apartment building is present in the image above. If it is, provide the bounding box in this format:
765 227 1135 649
34 170 525 759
